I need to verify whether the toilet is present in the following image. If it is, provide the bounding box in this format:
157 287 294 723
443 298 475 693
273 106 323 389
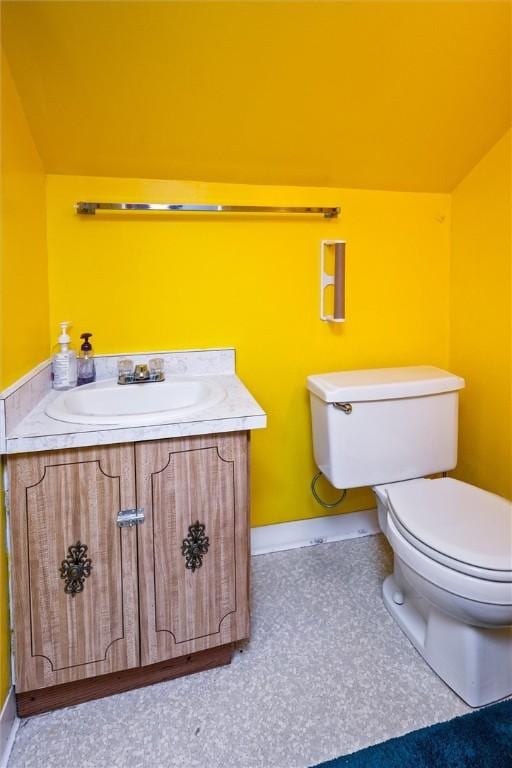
307 365 512 707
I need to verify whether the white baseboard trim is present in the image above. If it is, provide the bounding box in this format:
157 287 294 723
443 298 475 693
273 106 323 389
0 687 18 768
251 508 380 555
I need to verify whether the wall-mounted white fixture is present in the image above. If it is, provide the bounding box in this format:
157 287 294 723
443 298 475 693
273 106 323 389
320 240 346 322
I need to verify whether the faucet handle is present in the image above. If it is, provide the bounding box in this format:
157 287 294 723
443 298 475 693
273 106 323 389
148 357 165 380
118 359 134 378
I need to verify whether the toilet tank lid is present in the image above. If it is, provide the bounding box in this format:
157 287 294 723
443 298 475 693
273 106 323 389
307 366 465 402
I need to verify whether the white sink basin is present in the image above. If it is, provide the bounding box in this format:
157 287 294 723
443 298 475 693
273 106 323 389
45 377 226 425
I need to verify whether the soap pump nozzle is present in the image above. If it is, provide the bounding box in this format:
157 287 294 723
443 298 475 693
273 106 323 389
80 333 93 353
58 321 72 349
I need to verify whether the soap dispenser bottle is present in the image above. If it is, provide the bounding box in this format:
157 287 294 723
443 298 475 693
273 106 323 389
52 321 78 390
77 333 96 386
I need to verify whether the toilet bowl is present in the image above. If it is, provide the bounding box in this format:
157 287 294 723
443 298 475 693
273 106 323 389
307 365 512 707
374 478 512 707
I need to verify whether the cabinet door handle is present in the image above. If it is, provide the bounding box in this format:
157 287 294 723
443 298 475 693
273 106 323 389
116 508 145 527
60 541 92 596
181 521 209 572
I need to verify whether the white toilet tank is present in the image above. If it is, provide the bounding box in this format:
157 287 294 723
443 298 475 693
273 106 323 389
307 366 465 489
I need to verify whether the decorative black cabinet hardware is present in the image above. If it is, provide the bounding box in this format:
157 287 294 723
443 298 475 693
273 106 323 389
181 521 209 572
60 541 92 596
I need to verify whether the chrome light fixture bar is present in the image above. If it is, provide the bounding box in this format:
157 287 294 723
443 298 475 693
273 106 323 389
76 201 340 218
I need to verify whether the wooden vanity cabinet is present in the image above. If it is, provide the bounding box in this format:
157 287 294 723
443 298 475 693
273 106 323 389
7 431 249 715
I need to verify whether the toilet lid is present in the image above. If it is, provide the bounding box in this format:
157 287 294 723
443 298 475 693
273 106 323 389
386 478 512 575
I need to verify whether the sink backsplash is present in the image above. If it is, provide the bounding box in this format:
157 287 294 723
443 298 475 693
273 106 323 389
93 348 235 380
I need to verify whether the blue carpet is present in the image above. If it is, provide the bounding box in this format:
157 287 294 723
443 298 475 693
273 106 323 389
312 699 512 768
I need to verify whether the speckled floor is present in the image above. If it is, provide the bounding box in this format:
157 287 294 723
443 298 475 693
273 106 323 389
8 535 470 768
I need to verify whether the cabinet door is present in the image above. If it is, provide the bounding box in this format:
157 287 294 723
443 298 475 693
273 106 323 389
136 432 249 666
9 445 139 692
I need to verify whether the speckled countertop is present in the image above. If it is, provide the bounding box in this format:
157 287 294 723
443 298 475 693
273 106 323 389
1 348 266 455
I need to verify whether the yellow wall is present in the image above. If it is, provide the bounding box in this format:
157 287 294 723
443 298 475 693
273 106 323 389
47 174 451 526
1 53 49 389
451 130 511 499
0 54 50 707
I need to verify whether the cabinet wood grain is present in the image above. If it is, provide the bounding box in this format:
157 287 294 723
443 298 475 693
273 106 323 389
8 445 140 692
136 432 249 666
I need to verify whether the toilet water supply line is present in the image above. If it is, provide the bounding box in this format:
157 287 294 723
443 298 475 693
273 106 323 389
311 472 347 508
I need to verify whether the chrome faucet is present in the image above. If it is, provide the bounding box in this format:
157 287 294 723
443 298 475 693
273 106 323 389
117 358 165 385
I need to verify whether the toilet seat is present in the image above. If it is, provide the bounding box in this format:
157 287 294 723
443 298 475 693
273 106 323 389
386 515 512 605
384 478 512 582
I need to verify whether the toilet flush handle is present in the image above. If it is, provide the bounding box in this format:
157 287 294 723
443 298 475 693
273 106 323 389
334 402 352 414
